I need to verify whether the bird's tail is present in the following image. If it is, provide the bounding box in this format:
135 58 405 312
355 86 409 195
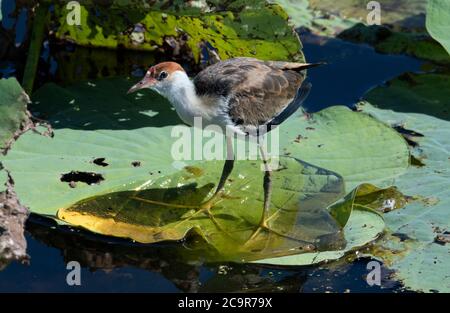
267 61 326 72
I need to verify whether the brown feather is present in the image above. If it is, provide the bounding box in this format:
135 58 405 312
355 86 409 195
194 57 316 126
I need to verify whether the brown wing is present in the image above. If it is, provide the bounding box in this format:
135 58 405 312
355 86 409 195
194 57 315 126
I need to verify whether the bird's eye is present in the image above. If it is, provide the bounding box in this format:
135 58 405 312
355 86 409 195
158 71 168 81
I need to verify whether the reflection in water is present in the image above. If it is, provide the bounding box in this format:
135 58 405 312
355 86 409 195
5 214 399 293
300 32 422 112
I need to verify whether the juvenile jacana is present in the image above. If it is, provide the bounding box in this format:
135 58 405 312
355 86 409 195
128 57 321 238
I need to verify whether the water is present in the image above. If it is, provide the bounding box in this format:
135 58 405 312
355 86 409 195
0 215 402 293
0 29 422 292
300 33 422 112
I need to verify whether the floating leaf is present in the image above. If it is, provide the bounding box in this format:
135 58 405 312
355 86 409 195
426 0 450 55
53 1 304 62
0 78 30 152
279 106 410 191
364 72 450 121
1 77 410 215
308 0 427 30
0 78 411 262
275 0 359 36
338 23 450 64
358 101 450 292
57 157 347 260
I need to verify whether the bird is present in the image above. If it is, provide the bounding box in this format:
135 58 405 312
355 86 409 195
127 57 322 239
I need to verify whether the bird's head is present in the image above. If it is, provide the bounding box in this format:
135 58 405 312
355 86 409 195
127 62 186 96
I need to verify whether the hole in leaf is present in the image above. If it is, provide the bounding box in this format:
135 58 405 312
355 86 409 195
410 155 425 167
61 171 105 186
393 125 424 147
132 161 141 167
92 157 109 167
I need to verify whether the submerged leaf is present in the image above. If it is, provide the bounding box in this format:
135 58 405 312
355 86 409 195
57 157 346 261
255 183 405 266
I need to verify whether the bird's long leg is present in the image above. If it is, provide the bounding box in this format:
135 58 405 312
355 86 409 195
198 135 234 212
199 136 234 216
259 141 272 229
246 139 273 242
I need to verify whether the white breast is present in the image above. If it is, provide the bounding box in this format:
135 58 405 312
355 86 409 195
162 71 232 130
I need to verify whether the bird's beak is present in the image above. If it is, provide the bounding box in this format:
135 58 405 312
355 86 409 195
127 77 157 94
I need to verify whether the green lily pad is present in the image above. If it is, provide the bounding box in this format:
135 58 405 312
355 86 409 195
426 0 450 55
338 23 450 64
275 0 359 36
279 106 410 191
1 77 410 213
57 157 348 260
358 102 450 293
364 72 450 121
0 78 30 153
53 1 304 62
276 0 428 36
0 77 410 262
255 183 400 266
308 0 427 30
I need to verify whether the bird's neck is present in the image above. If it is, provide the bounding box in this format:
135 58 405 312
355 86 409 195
163 72 204 126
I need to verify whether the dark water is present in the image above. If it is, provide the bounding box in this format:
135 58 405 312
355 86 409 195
0 28 422 292
0 215 402 293
300 33 422 112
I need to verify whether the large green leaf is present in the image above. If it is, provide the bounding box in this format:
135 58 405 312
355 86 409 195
364 72 450 121
57 157 348 260
308 0 427 30
276 0 427 36
426 0 450 55
53 1 304 62
1 78 410 213
0 78 410 261
0 78 30 152
338 23 450 64
358 102 450 293
279 106 410 191
275 0 359 36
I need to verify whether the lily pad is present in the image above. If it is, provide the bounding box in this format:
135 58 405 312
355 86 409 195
57 157 347 260
338 23 450 64
277 0 428 36
275 0 359 36
426 0 450 55
308 0 427 30
358 102 450 293
1 77 410 214
53 1 304 63
279 106 410 191
0 77 410 262
0 78 30 153
364 72 450 121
